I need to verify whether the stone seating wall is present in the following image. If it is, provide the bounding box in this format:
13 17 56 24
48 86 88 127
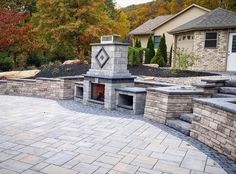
144 87 206 124
191 98 236 161
0 76 82 100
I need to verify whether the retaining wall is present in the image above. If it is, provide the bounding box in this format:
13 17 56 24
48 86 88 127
0 80 7 95
191 98 236 161
0 76 82 100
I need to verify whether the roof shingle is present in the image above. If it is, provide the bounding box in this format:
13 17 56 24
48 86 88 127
129 15 174 35
169 8 236 34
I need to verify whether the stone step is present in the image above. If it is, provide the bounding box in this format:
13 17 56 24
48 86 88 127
225 80 236 87
166 119 192 136
201 79 228 84
219 87 236 95
180 113 194 123
213 93 236 98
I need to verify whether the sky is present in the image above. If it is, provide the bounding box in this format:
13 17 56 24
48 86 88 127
115 0 153 7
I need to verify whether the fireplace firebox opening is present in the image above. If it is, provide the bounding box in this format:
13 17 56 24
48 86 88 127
76 86 83 98
91 83 105 102
118 94 133 109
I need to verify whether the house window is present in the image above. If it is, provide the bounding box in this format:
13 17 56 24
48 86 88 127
154 35 161 48
205 32 217 48
232 36 236 53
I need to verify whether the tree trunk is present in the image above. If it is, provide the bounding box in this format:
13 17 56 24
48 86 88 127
13 53 17 70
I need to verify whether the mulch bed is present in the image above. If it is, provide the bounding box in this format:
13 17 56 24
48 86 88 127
34 64 217 78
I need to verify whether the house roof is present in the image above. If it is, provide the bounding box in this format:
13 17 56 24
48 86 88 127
169 8 236 34
128 15 174 35
129 4 210 36
151 4 210 31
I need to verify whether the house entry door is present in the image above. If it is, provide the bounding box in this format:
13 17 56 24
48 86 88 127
227 33 236 71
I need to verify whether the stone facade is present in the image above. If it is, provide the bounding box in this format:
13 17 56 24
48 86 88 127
174 29 236 71
191 99 236 161
0 77 81 100
144 87 205 124
192 30 228 71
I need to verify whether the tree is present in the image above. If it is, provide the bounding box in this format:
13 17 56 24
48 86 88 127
169 45 173 66
128 47 144 66
159 34 167 65
113 10 130 39
0 0 37 15
151 48 165 67
138 40 142 48
31 0 130 63
135 39 141 48
145 36 155 64
0 9 31 69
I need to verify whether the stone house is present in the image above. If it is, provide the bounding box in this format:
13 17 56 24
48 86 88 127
129 4 210 51
169 8 236 71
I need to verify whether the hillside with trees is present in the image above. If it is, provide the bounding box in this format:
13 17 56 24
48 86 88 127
0 0 130 71
0 0 235 72
124 0 236 30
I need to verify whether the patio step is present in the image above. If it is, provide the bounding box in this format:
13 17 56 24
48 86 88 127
219 87 236 95
166 119 192 136
225 80 236 87
179 113 194 123
213 93 236 98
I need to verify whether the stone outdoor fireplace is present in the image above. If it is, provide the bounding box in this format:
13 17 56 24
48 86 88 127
83 35 135 109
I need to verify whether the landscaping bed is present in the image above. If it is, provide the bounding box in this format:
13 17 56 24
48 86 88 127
34 64 217 78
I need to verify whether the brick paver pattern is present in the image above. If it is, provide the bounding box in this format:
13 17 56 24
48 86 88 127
0 95 227 174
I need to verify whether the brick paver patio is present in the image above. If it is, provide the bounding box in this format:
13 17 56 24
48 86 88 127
0 95 233 174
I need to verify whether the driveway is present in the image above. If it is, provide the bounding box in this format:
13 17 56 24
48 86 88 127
0 95 233 174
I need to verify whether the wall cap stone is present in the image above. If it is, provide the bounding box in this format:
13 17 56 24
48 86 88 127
192 83 218 88
60 76 84 80
148 86 205 95
0 80 7 83
134 80 175 87
8 78 36 82
194 98 236 114
36 77 61 81
115 87 146 94
201 79 229 83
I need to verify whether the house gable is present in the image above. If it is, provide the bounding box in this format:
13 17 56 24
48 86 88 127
153 4 209 50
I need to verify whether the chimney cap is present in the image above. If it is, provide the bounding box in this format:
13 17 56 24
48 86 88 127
101 35 121 44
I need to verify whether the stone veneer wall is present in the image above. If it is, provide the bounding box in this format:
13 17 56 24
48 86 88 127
0 80 7 95
192 29 236 71
0 77 81 100
144 88 205 124
174 29 236 71
191 102 236 161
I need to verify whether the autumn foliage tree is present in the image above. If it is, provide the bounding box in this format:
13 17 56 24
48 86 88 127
31 0 130 63
0 9 31 69
124 0 236 30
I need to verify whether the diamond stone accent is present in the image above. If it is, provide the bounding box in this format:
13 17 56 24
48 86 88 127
95 47 110 68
